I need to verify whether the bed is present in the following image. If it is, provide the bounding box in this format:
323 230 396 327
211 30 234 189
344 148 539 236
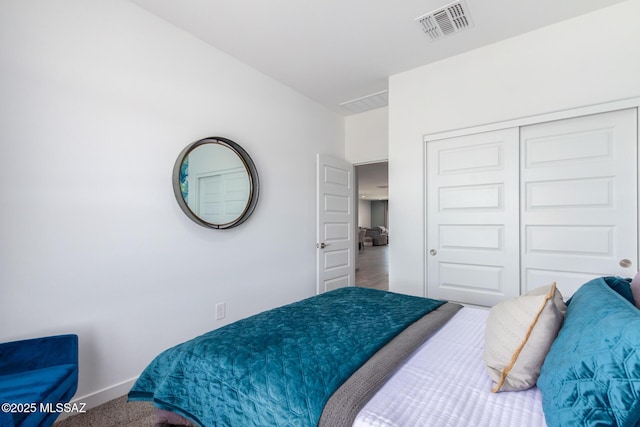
129 277 640 427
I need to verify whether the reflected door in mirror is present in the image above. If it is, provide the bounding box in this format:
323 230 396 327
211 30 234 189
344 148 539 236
173 137 259 229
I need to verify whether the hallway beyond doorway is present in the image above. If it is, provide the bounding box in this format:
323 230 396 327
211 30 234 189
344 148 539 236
356 245 389 291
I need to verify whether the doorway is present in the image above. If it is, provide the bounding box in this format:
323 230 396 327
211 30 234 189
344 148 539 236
355 161 389 291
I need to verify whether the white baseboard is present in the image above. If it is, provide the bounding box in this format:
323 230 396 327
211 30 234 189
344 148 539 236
56 376 139 421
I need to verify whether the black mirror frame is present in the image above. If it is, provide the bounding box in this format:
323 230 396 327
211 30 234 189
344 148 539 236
172 136 260 229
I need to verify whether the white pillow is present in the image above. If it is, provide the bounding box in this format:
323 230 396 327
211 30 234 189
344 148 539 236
483 282 566 392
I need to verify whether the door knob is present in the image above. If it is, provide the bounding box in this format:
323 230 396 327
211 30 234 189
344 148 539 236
429 249 437 256
317 243 328 249
620 259 633 268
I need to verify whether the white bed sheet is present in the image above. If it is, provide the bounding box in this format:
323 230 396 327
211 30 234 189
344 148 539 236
354 307 547 427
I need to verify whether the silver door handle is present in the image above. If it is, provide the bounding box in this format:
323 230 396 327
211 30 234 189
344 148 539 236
430 249 437 256
317 243 329 249
620 259 633 268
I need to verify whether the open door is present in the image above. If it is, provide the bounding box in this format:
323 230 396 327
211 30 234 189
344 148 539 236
316 154 355 293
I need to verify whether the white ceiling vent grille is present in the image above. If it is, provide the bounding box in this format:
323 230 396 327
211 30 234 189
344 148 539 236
416 0 473 41
339 90 388 114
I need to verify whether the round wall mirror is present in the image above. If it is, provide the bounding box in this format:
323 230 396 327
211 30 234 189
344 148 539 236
172 137 259 229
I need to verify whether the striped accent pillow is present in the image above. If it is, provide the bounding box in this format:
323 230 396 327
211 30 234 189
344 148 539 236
483 282 566 392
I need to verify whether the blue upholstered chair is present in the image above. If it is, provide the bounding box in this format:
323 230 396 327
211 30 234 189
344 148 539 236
0 334 78 427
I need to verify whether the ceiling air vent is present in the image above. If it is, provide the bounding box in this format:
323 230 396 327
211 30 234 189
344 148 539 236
416 0 473 41
339 90 388 114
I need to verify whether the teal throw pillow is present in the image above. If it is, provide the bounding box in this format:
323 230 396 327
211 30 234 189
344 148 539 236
538 277 640 427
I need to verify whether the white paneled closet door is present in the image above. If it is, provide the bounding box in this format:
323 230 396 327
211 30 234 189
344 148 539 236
427 108 638 306
427 128 521 307
520 108 638 298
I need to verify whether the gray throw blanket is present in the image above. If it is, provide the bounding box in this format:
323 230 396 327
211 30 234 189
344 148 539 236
319 302 463 427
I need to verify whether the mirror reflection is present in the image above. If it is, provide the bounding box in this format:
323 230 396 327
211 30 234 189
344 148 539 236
173 137 259 229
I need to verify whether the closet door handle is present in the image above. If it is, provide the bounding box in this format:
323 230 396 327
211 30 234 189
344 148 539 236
620 259 633 268
429 249 437 256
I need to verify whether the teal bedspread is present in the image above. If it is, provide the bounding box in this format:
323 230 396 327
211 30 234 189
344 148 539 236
128 287 446 427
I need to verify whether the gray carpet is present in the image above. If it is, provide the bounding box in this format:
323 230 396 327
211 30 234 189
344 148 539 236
54 395 156 427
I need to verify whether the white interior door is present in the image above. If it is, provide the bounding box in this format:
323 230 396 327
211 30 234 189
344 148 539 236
427 128 520 306
316 154 355 294
196 168 250 224
520 108 638 297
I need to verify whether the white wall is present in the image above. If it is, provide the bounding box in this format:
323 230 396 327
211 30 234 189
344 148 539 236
0 0 344 407
389 0 640 297
345 107 388 164
358 199 371 228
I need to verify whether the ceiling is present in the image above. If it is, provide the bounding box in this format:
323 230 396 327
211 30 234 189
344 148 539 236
130 0 628 115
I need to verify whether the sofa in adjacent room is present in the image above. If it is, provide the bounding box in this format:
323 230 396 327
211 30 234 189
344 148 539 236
365 227 388 246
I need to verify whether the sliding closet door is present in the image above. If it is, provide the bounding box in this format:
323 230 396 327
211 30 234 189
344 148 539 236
520 108 638 297
427 128 520 306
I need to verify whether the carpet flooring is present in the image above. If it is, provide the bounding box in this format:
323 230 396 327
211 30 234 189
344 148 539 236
54 395 156 427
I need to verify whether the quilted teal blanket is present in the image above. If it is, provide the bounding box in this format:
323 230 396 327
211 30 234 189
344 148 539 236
129 287 446 427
